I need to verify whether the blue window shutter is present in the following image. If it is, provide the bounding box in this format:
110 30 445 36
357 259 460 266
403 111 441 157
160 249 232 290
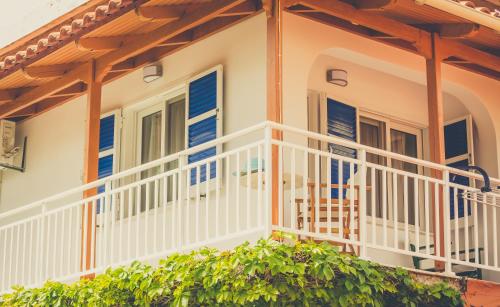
99 115 115 152
327 98 357 198
186 67 222 185
97 112 119 212
444 120 468 160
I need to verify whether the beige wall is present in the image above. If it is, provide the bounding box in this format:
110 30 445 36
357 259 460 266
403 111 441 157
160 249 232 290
0 13 267 212
283 12 500 177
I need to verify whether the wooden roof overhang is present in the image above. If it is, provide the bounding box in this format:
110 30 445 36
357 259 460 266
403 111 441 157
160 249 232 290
0 0 264 121
284 0 500 80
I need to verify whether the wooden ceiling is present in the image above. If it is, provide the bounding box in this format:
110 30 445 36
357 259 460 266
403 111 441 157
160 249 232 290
0 0 263 121
285 0 500 79
0 0 498 122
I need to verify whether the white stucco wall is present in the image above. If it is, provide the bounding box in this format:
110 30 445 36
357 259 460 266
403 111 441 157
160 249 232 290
0 13 267 212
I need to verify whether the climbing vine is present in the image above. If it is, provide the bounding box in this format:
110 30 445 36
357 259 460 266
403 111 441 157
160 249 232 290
1 235 462 306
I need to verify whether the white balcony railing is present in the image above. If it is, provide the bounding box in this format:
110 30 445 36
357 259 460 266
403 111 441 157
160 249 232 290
1 121 499 293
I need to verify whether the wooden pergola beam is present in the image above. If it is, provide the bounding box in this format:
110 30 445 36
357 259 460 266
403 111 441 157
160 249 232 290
0 90 14 103
219 1 258 16
95 0 247 77
157 31 194 46
294 0 432 57
76 36 125 51
22 63 81 79
439 23 479 39
135 5 184 22
0 63 89 118
441 38 500 73
354 0 398 10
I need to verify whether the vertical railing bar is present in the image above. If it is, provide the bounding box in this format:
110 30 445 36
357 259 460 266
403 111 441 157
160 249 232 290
303 150 308 236
72 205 79 275
119 190 125 263
153 179 159 253
315 153 320 234
15 224 21 284
453 187 459 260
264 125 272 236
8 228 14 287
225 155 230 236
338 159 344 240
89 199 96 271
473 193 479 264
21 222 27 284
393 172 398 249
493 196 498 268
236 152 241 233
403 175 409 251
326 155 332 235
382 170 387 247
278 145 284 228
414 178 420 253
27 221 34 284
165 175 171 251
205 161 210 240
185 165 191 245
359 149 368 258
135 186 141 259
127 188 133 260
257 144 263 229
215 157 221 237
111 190 117 265
370 167 376 245
144 181 151 256
434 182 440 259
81 202 88 276
59 209 66 276
483 195 489 266
464 189 469 262
349 162 355 241
195 165 201 243
247 148 253 229
424 180 430 255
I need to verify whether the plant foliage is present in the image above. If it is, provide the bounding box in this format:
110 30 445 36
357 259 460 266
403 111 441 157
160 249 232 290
1 235 462 306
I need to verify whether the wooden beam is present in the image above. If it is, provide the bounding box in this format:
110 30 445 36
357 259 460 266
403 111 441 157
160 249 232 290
219 1 257 16
22 63 80 79
294 0 432 58
157 31 193 46
81 60 101 278
439 23 479 39
425 33 446 272
50 82 87 97
441 38 500 73
95 0 247 77
354 0 398 10
76 36 125 51
135 5 184 21
0 63 89 118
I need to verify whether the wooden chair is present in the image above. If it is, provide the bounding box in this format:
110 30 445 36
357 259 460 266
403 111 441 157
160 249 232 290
294 182 361 255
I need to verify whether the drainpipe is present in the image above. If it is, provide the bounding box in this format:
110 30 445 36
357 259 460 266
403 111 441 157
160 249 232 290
415 0 500 32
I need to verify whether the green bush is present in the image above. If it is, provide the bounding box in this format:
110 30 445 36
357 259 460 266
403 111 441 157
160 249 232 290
1 235 462 306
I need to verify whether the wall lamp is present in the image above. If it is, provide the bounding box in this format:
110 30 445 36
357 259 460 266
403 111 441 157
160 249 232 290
326 69 348 87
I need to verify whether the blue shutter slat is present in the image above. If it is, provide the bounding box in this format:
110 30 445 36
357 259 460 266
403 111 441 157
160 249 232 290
327 98 357 198
99 115 115 152
188 71 217 119
445 120 468 159
98 155 114 179
188 116 217 147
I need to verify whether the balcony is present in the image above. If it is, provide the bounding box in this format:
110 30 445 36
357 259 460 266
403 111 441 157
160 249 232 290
1 121 499 293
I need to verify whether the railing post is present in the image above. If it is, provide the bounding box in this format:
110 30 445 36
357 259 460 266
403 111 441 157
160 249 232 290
358 149 368 259
442 170 453 275
264 124 273 237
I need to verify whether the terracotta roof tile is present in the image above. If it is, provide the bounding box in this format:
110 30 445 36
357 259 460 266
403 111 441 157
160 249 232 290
0 0 131 74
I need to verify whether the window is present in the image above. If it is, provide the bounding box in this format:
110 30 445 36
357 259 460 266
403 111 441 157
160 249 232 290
136 94 186 211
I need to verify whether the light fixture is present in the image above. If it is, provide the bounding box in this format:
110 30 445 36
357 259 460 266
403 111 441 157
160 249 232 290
143 64 163 83
326 69 348 87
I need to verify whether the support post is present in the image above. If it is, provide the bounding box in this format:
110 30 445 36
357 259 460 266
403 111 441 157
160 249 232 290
425 33 446 271
267 0 283 230
80 60 103 278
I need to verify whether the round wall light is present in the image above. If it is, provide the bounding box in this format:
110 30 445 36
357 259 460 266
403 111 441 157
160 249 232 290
326 69 348 87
